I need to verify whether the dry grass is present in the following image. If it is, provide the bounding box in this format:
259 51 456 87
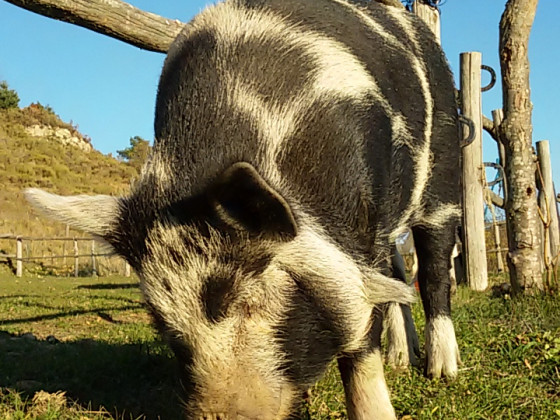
0 108 136 276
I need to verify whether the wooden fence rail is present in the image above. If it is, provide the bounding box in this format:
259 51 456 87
0 235 130 278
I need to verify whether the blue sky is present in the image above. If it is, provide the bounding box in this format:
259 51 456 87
1 0 558 190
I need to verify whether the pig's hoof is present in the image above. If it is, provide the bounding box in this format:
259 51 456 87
425 315 460 379
384 303 420 369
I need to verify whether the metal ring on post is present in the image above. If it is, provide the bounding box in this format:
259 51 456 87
481 65 496 92
459 115 475 148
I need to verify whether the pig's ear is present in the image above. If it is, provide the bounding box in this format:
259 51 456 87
24 188 120 238
210 162 297 240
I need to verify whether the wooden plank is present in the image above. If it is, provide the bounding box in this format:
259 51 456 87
63 225 69 266
23 237 92 241
74 239 79 278
91 240 97 277
460 52 488 291
0 234 17 239
487 248 510 253
16 237 23 278
487 203 505 273
412 1 440 44
492 109 507 172
4 0 184 53
536 140 560 265
18 254 113 260
1 235 92 241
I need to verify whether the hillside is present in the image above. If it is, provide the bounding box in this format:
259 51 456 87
0 104 138 274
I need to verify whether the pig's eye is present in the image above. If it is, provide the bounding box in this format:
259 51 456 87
201 275 236 323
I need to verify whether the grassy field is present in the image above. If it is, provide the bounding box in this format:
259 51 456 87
0 273 558 419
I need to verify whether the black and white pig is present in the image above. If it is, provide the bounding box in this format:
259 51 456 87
26 0 461 418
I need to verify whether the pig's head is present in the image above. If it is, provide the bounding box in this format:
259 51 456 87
26 161 413 419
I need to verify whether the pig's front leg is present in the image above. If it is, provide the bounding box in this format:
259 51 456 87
337 308 396 420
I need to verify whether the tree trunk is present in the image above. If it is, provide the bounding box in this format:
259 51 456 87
4 0 184 52
498 0 542 293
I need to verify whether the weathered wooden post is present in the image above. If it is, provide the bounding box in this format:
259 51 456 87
16 236 23 278
74 238 79 277
536 140 560 265
460 52 488 291
91 240 97 277
491 108 507 273
492 109 506 171
62 225 70 266
412 0 440 43
124 261 131 278
488 202 505 273
495 224 505 273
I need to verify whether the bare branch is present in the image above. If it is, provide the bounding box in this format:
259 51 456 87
486 189 504 209
3 0 185 53
483 115 498 142
4 0 406 52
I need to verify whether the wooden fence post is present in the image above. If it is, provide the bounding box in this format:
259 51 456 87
91 240 97 277
494 224 505 273
491 108 507 273
74 238 79 277
16 237 23 278
412 1 440 44
62 225 69 266
460 52 488 291
536 140 560 265
487 203 505 273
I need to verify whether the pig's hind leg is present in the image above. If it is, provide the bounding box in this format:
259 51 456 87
412 222 460 379
383 250 420 370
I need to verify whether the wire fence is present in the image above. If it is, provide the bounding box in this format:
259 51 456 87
0 234 131 278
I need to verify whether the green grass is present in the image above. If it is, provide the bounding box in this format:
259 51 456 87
0 274 180 419
1 274 559 419
386 286 560 419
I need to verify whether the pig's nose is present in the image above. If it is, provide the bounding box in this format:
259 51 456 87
198 414 225 420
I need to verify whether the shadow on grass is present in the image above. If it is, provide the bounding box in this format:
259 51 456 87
0 331 183 419
0 294 41 301
0 304 143 325
77 283 140 291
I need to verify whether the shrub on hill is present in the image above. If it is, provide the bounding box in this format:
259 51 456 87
117 136 151 171
6 102 85 138
0 81 19 110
